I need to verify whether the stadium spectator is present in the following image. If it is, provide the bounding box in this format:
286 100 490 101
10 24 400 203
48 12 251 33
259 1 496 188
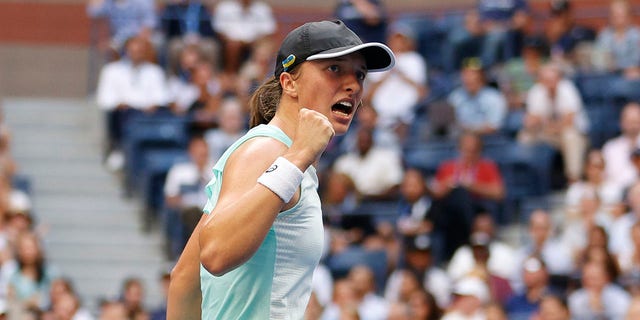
536 294 570 320
185 60 231 131
594 0 640 77
95 36 170 171
364 21 428 140
393 169 442 262
477 0 530 67
46 291 94 320
504 256 555 320
98 300 128 320
385 235 452 309
321 278 361 320
610 182 640 256
430 133 505 258
516 210 574 281
87 0 158 59
445 10 485 72
332 127 404 200
167 44 207 114
334 0 387 44
518 62 588 183
568 261 630 319
602 102 640 191
119 277 148 319
407 289 443 320
442 276 490 320
339 104 399 157
447 214 517 286
544 0 596 72
203 97 247 163
497 35 548 111
347 264 389 320
160 0 219 73
565 149 625 220
237 39 276 98
447 58 507 136
163 135 213 256
618 221 640 291
212 0 276 75
560 189 612 264
7 232 57 313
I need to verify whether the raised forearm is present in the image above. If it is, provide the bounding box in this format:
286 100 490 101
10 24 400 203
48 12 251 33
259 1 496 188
198 184 286 276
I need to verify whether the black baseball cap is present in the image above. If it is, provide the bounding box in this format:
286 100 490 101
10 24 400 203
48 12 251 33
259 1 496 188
274 20 395 77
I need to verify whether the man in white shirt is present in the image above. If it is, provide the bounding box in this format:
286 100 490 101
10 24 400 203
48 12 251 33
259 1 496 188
213 0 276 74
518 62 588 183
602 102 640 191
364 21 427 137
163 136 213 257
95 36 170 169
333 127 404 200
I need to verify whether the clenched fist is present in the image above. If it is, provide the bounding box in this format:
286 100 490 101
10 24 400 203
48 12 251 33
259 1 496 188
285 108 335 171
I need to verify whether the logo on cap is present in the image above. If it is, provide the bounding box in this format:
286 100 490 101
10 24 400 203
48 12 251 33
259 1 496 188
282 54 296 71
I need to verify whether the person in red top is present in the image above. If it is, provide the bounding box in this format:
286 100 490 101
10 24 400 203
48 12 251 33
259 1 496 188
429 132 505 261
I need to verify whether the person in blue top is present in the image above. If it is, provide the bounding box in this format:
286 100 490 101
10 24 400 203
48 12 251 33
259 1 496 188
166 20 395 319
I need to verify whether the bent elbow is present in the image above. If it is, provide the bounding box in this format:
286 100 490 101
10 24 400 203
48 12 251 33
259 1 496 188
200 245 233 277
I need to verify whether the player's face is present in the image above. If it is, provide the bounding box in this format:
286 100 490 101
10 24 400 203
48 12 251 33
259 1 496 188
295 53 367 135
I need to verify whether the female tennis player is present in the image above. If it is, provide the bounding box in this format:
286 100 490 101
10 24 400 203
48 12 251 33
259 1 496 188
167 20 395 319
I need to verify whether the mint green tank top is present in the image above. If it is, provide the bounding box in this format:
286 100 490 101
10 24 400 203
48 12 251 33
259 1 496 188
200 124 324 319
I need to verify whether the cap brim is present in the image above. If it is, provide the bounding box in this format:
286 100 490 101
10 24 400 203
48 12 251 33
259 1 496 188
306 42 395 72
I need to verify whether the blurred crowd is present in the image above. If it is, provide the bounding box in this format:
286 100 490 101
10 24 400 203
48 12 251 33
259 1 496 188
6 0 640 319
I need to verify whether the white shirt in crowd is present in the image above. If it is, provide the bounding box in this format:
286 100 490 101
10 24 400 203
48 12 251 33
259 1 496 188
526 78 589 133
164 162 213 208
367 51 427 129
447 241 518 282
96 60 170 110
213 1 276 43
602 135 639 191
333 147 404 197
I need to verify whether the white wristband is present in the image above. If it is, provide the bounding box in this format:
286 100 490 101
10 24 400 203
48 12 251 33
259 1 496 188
257 157 304 203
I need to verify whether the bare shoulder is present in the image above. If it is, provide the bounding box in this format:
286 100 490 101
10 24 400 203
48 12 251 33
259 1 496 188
221 136 289 191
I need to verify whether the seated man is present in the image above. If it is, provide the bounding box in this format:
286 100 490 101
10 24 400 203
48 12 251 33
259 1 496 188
332 127 404 201
448 58 507 136
163 135 213 258
95 36 170 171
430 132 505 259
364 21 428 141
518 62 588 183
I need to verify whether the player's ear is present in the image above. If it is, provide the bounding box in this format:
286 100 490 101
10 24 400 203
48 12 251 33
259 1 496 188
280 72 298 99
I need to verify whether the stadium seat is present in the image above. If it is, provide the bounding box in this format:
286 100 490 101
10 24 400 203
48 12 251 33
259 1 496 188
122 113 189 195
403 139 457 176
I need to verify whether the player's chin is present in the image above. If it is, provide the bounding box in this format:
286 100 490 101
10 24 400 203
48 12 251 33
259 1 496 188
329 112 353 136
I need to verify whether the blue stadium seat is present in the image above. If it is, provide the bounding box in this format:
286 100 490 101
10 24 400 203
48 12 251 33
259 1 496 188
350 200 400 225
139 148 190 218
573 72 618 105
327 247 388 293
403 139 457 176
584 104 620 149
122 113 189 195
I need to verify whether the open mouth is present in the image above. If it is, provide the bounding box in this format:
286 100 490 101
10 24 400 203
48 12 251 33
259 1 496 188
331 101 354 116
